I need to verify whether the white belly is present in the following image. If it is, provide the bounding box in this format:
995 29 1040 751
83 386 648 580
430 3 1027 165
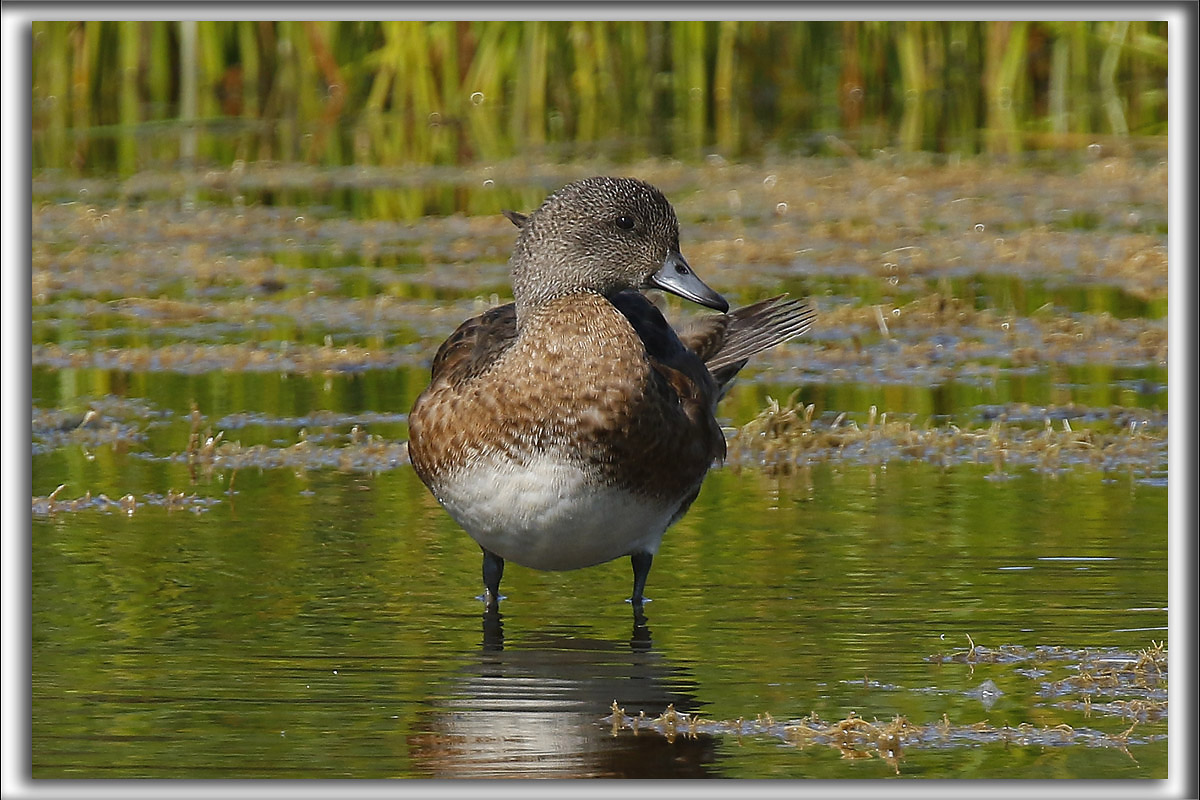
434 454 679 571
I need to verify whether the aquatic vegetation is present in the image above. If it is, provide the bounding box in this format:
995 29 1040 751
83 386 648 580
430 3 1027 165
32 401 157 455
31 484 218 516
180 424 410 480
606 641 1167 773
731 396 1167 476
605 703 1161 774
32 340 422 376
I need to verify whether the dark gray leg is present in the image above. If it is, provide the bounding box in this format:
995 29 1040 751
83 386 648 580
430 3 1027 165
482 548 504 611
629 551 653 608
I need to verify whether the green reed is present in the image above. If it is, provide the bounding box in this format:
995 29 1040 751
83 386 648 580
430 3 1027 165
30 20 1169 173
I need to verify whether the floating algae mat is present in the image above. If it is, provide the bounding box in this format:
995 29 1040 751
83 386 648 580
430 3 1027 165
31 156 1168 778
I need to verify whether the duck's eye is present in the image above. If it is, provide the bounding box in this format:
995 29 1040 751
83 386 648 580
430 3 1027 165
615 215 636 230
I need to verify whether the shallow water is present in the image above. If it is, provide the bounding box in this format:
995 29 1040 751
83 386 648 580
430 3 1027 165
30 154 1168 778
31 461 1167 778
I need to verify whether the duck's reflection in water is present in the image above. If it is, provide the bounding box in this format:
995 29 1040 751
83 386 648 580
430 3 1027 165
408 610 719 778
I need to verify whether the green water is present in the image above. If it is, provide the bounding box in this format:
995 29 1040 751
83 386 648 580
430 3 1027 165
32 458 1166 778
30 148 1168 778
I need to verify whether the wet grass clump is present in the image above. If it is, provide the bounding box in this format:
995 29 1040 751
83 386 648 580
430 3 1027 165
176 402 410 490
32 398 168 456
606 641 1167 774
604 703 1158 775
33 339 425 376
179 427 410 481
929 638 1167 714
31 484 218 516
731 395 1167 477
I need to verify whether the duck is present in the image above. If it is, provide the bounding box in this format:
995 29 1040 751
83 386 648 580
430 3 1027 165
408 177 813 613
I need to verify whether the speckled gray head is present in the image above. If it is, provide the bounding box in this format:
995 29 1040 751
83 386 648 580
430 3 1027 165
507 177 728 322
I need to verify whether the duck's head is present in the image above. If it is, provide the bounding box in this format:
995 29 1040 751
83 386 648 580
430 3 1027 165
505 177 728 321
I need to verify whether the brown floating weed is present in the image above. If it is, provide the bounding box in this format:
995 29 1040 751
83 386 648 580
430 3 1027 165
731 397 1166 476
32 484 217 515
607 641 1167 773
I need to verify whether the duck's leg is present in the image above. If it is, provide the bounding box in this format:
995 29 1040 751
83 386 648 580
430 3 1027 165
629 551 653 608
482 547 504 611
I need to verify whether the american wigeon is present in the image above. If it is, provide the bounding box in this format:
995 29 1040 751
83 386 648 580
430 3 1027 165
408 177 813 612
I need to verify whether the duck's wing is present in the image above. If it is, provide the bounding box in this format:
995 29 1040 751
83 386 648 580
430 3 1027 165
608 291 696 366
423 205 526 385
608 290 726 456
428 303 519 385
675 314 732 364
680 295 815 388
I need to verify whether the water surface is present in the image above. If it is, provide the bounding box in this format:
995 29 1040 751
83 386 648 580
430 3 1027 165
31 155 1169 779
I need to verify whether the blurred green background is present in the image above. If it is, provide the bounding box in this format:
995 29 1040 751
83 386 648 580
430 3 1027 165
32 20 1168 174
